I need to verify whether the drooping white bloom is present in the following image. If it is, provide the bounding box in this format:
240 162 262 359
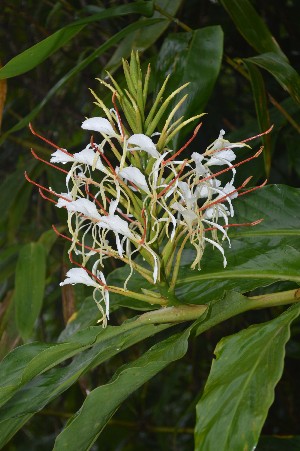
57 198 102 221
172 202 198 230
207 149 236 166
73 144 106 172
195 178 222 198
60 268 100 288
127 134 160 158
81 117 118 137
98 215 133 239
191 152 207 177
50 149 75 164
119 166 150 194
219 182 238 200
177 181 198 209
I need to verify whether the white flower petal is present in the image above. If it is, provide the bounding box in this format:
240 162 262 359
81 117 118 137
60 268 99 288
73 144 105 172
207 149 236 165
119 166 150 194
127 134 160 158
98 215 133 239
50 149 74 164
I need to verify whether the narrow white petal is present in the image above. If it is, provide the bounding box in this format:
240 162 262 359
50 149 74 164
60 268 99 288
73 145 106 172
81 117 118 137
127 134 160 158
119 166 150 194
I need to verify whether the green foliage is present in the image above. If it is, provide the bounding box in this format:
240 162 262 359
195 304 300 450
0 1 299 449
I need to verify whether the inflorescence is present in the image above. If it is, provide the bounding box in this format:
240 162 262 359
26 52 270 326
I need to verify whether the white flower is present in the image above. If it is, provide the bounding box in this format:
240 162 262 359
50 150 74 164
207 149 236 166
172 202 198 230
81 117 118 137
177 181 198 209
57 198 102 221
127 134 160 158
60 268 99 288
218 182 238 200
98 215 133 239
119 166 150 194
195 178 222 198
191 152 207 177
73 144 106 172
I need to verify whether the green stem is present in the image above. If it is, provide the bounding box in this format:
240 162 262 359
154 4 193 32
108 285 168 306
194 289 300 337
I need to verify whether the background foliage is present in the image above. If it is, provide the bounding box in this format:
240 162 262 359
0 0 299 449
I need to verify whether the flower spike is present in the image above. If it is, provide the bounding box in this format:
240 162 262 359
27 52 268 325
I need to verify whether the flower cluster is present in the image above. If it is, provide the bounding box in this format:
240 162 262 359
27 52 268 326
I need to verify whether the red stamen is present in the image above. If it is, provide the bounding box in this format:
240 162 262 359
25 172 71 202
38 188 57 204
157 160 187 199
238 179 267 197
29 123 73 156
203 218 263 232
52 224 111 257
163 123 202 166
195 147 263 185
31 149 68 174
241 125 273 143
112 91 124 140
139 208 147 244
199 177 252 212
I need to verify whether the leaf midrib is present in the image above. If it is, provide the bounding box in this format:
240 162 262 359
223 322 287 450
178 271 300 284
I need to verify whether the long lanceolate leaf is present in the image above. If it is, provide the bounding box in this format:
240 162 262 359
0 17 163 141
246 53 300 105
219 0 286 58
194 304 300 451
0 1 154 79
53 329 191 450
0 319 172 447
14 243 46 341
244 61 272 176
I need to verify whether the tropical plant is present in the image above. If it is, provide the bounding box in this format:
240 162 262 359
0 1 299 450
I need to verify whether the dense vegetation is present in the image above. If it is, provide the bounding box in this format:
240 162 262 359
0 1 299 449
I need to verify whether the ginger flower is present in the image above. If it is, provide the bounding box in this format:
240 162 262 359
26 52 270 326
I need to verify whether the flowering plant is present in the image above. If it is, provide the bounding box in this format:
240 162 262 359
27 52 267 326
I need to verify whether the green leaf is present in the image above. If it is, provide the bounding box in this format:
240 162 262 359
195 304 300 451
244 61 272 176
246 52 300 105
156 26 223 146
0 1 154 79
219 0 286 58
0 320 171 447
176 185 300 304
54 329 191 450
105 0 183 72
0 18 163 141
14 242 46 341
